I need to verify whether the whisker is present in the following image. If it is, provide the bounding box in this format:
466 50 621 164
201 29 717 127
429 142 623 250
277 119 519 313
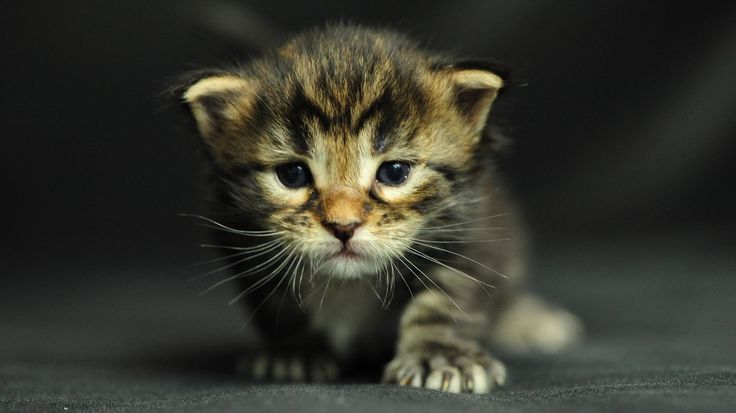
229 246 298 305
240 256 296 328
199 243 280 251
300 274 328 306
391 259 414 303
411 241 508 279
199 245 289 293
191 239 282 266
421 213 510 230
413 248 495 299
290 252 305 299
382 261 393 308
297 255 308 307
374 258 393 308
409 238 511 244
396 255 458 323
179 213 282 236
401 255 469 320
418 227 505 233
364 278 383 303
201 224 283 238
319 271 335 309
274 250 304 329
188 241 284 282
406 247 497 290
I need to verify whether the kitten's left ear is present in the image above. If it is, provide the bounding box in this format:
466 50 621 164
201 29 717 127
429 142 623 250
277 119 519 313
445 64 505 135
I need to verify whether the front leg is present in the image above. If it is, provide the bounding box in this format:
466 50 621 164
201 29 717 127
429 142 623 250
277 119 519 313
383 289 506 394
235 279 339 383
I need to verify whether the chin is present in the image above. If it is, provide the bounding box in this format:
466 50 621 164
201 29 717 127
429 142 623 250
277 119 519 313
320 253 384 280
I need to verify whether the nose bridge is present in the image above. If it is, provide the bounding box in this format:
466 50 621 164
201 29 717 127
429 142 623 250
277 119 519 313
319 135 368 225
322 184 365 225
323 137 358 184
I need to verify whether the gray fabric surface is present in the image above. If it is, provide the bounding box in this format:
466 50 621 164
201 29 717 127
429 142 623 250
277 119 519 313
2 236 735 412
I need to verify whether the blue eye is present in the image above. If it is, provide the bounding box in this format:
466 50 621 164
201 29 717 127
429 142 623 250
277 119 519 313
376 161 411 186
275 162 312 188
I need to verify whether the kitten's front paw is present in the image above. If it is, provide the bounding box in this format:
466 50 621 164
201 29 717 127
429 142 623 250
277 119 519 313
382 351 506 394
236 352 339 383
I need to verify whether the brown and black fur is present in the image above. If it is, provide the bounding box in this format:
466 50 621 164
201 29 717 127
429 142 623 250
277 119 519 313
178 25 580 393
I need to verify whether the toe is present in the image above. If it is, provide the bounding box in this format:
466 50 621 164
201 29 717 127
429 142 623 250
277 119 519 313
309 356 340 382
425 366 462 393
488 359 507 387
397 365 424 387
464 363 490 394
251 354 269 380
288 356 305 381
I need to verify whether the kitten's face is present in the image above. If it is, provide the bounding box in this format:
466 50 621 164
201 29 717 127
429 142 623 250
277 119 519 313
184 32 502 278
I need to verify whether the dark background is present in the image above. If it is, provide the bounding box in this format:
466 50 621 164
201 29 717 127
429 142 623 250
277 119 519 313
2 1 734 271
1 1 735 412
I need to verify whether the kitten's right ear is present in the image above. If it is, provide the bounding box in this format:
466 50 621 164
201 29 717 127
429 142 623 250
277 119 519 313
181 74 254 147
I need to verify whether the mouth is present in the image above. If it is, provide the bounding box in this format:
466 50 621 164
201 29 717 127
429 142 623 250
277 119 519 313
334 246 361 259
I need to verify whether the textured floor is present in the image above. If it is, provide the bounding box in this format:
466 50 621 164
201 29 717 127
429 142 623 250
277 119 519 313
2 235 735 412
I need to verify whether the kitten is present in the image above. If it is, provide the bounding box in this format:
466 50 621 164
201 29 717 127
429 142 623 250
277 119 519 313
179 25 581 393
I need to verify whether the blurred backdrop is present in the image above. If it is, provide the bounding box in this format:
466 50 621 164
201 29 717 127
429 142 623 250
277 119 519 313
2 1 734 274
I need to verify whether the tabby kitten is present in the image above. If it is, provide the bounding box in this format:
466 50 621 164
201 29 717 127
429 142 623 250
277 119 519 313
180 26 580 393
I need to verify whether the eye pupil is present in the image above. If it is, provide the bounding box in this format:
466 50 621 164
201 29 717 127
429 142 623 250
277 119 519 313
276 162 311 188
377 161 410 186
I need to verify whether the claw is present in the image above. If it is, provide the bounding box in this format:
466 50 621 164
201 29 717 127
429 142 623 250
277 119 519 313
399 374 415 386
464 376 474 393
441 371 452 391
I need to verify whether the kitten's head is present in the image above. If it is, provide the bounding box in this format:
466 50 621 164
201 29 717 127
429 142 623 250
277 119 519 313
182 27 504 279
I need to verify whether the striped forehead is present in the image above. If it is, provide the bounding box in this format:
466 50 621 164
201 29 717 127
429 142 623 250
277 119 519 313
282 80 399 152
309 126 376 189
266 62 430 186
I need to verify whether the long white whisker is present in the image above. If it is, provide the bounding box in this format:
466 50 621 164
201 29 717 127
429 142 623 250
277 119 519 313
364 277 383 303
198 242 280 251
410 247 495 299
179 213 282 236
396 255 458 323
418 227 505 233
199 245 289 293
191 239 282 266
406 247 497 290
274 250 304 328
409 238 511 244
201 224 284 238
391 259 414 303
401 255 469 320
229 246 297 305
319 272 334 309
240 257 296 328
421 213 510 230
411 241 508 279
188 241 284 282
382 261 393 308
297 255 308 307
289 252 306 304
